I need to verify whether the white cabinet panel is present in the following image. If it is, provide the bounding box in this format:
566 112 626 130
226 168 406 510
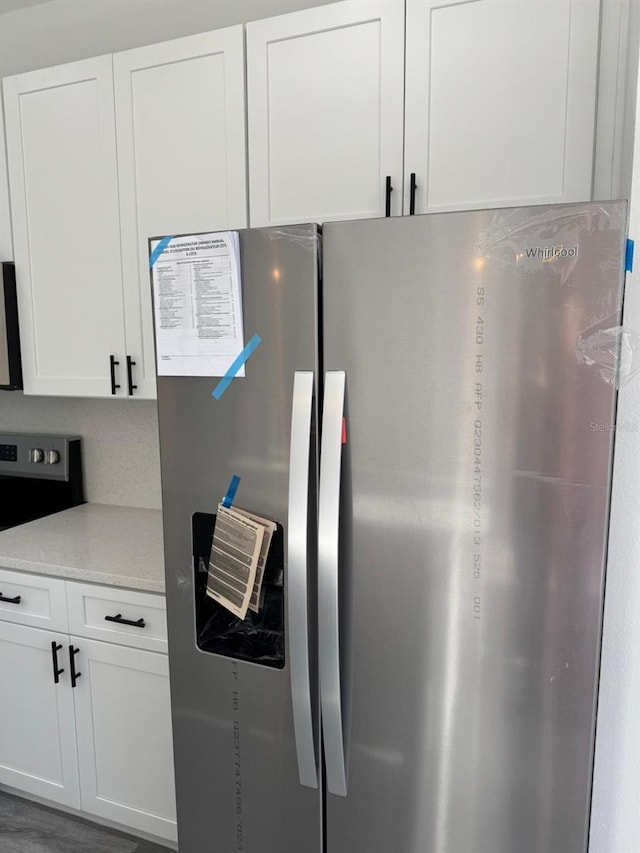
3 57 126 396
0 575 175 839
404 0 600 213
72 637 177 842
247 0 405 226
0 622 80 808
115 28 248 398
66 581 167 652
0 92 12 261
0 568 68 632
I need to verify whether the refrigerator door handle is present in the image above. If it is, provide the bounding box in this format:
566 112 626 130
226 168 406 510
288 371 318 789
318 370 348 797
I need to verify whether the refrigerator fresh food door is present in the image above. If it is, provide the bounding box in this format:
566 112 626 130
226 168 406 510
156 225 321 853
321 202 627 853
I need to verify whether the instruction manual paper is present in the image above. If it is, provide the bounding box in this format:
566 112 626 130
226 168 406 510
207 504 264 620
150 232 245 377
233 508 277 613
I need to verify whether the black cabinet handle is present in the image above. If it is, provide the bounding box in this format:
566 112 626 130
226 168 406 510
385 175 393 217
126 356 138 396
0 593 21 605
409 172 418 215
51 641 64 684
105 613 146 628
69 645 81 688
110 355 121 395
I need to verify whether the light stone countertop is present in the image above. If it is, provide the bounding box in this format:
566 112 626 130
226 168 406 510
0 504 166 593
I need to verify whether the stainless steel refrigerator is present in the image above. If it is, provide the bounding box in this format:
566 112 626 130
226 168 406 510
155 201 627 853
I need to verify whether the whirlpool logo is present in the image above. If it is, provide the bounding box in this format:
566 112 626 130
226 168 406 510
524 244 579 262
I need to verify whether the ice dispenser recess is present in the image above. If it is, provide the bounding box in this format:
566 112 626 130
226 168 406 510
192 512 285 668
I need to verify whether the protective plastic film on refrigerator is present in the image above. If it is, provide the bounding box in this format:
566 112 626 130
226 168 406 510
152 201 628 853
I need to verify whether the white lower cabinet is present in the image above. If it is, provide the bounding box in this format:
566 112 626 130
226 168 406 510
0 574 176 844
0 621 80 808
72 637 177 841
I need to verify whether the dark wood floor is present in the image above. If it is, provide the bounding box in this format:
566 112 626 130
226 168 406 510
0 792 173 853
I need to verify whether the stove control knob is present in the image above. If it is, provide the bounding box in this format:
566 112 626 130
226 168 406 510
45 450 60 465
30 448 44 463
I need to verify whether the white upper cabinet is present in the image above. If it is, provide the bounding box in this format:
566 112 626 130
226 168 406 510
404 0 600 213
0 2 601 397
248 0 599 223
0 93 12 261
114 27 248 399
247 0 405 226
3 57 126 397
3 29 247 399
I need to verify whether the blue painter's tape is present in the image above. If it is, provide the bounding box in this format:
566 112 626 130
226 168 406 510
626 238 634 272
222 474 241 509
149 235 175 269
211 334 262 400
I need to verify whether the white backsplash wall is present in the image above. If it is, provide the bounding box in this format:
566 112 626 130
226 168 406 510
0 394 162 509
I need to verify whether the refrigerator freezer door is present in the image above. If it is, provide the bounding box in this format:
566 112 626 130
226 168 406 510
322 203 627 853
157 225 321 853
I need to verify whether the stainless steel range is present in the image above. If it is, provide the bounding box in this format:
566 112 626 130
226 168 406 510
0 433 84 532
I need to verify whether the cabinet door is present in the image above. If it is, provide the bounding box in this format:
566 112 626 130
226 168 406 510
0 92 12 261
247 0 405 226
71 637 177 843
0 622 80 808
114 28 248 399
3 57 126 397
404 0 600 213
